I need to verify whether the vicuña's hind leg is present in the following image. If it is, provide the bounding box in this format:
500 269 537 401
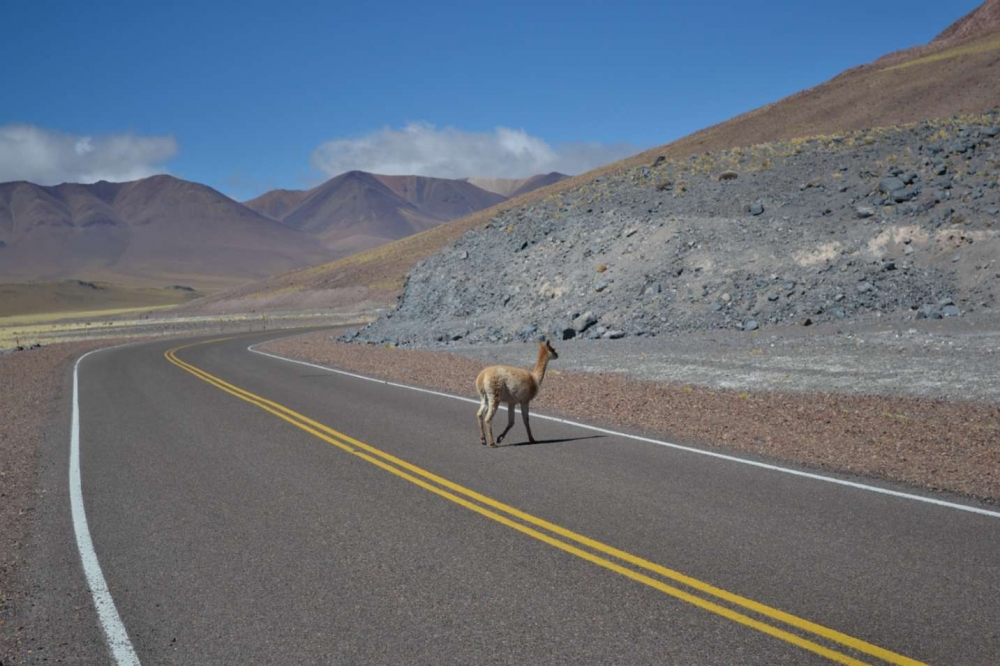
477 394 488 445
484 394 500 447
521 403 536 443
496 401 516 444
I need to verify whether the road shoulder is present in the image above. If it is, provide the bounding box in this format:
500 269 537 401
0 342 124 665
258 329 1000 503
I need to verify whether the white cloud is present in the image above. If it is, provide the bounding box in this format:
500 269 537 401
0 123 178 185
310 122 639 179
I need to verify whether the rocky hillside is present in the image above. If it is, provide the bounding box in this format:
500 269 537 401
351 113 1000 346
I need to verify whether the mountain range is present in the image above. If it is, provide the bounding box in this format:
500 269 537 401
0 171 567 287
243 171 559 255
0 176 331 288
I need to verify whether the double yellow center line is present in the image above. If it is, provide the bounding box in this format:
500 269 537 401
165 337 925 666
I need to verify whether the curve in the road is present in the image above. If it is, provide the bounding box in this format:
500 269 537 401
166 336 925 666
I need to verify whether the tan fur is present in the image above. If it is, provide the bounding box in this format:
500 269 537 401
475 341 558 447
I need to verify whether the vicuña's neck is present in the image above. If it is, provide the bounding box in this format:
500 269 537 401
532 347 550 385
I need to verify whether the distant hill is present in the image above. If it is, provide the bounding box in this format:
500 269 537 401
464 177 528 197
186 0 1000 314
246 171 506 254
243 188 308 221
374 174 507 220
0 175 333 288
465 173 568 197
283 171 499 252
509 173 569 198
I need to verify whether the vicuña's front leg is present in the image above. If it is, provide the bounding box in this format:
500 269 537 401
496 401 516 444
521 403 536 443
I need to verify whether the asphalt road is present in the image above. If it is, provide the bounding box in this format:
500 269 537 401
44 331 1000 664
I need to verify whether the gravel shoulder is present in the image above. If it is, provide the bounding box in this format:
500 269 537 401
260 329 1000 504
444 316 1000 402
0 340 133 664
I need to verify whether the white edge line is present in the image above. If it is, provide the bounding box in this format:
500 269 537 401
248 341 1000 520
72 345 141 665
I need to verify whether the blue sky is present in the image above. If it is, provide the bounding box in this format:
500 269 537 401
0 0 981 199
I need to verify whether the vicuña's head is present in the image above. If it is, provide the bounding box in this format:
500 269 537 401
542 340 559 360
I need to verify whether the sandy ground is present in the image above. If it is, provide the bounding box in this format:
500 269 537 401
260 329 1000 503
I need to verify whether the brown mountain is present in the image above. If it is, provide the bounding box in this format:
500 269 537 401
0 175 333 288
933 0 1000 45
373 174 507 219
186 0 1000 315
280 171 438 253
250 171 506 254
509 173 569 198
243 188 308 221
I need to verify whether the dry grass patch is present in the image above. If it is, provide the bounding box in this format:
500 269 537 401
882 36 1000 72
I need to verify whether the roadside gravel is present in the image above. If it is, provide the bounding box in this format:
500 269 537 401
444 318 1000 402
0 340 130 664
260 330 1000 503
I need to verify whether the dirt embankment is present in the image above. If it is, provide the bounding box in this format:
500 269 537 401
260 330 1000 504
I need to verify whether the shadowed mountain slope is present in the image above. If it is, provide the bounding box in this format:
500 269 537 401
509 173 570 198
465 173 569 197
373 174 506 220
243 189 308 221
464 177 529 197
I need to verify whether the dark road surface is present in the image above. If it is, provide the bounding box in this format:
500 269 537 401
34 331 1000 664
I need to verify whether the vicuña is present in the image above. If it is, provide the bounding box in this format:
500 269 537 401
475 340 559 447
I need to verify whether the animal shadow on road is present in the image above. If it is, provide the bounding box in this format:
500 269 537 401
499 434 605 447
